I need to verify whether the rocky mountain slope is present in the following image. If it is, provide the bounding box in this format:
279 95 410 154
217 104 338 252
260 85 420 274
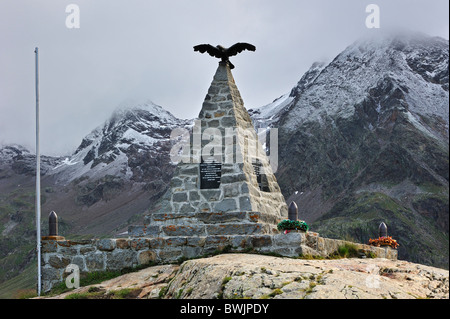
0 102 191 288
250 32 449 269
39 254 449 299
0 32 448 296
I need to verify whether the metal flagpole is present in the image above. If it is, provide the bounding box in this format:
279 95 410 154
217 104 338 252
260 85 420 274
34 47 41 296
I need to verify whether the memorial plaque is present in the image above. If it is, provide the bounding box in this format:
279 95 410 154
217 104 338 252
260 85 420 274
252 161 262 186
200 161 222 189
253 160 270 192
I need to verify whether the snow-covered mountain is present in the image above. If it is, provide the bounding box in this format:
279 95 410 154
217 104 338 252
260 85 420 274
260 32 449 268
50 101 192 184
253 33 448 136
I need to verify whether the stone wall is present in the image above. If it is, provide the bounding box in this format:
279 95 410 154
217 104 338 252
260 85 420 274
41 232 397 292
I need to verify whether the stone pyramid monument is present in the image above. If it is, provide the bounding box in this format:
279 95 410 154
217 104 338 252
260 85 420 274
130 61 288 238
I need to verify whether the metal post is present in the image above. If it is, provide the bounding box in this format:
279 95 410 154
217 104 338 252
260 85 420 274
34 47 41 296
49 211 58 237
288 201 298 221
379 222 387 238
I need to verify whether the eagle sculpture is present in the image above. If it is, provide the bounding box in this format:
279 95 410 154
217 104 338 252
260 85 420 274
193 43 256 69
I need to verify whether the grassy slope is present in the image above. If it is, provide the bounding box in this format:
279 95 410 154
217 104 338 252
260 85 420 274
312 190 449 269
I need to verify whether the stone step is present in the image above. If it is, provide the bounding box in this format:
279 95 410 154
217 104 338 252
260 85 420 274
143 211 269 226
128 221 278 238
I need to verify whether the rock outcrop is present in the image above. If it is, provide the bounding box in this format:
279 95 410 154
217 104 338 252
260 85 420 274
41 254 449 299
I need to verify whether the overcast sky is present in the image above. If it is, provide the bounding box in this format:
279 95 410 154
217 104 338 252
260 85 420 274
0 0 448 156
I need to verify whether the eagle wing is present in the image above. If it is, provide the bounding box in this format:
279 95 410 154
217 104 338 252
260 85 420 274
226 43 256 57
193 44 222 58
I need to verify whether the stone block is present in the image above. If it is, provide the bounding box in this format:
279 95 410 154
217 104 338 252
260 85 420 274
130 238 150 250
223 183 241 198
251 235 272 248
42 266 62 282
138 250 157 265
166 237 188 247
149 237 166 249
182 246 204 259
85 252 105 271
80 245 96 254
221 173 247 184
207 223 262 236
97 239 116 251
201 190 221 201
58 246 78 256
202 102 218 111
272 232 305 247
199 202 211 212
196 211 245 223
170 177 184 188
158 199 172 213
65 239 93 246
220 116 236 127
203 236 231 254
71 256 85 271
189 191 200 201
205 235 230 247
270 247 295 257
152 213 174 222
42 240 58 253
173 192 188 202
208 85 220 95
179 203 196 214
56 240 75 248
48 255 71 269
158 249 183 262
179 165 199 175
247 212 261 223
106 249 137 270
213 198 238 212
230 235 252 249
295 245 321 257
207 119 220 128
239 196 253 211
306 232 319 249
186 236 206 247
162 225 206 236
116 238 130 249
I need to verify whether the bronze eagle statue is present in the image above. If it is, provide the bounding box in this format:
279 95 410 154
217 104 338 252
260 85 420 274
193 43 256 69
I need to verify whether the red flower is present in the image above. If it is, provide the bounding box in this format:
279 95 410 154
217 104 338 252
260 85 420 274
368 236 399 249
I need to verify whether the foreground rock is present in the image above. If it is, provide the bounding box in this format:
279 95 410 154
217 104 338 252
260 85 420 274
41 254 448 299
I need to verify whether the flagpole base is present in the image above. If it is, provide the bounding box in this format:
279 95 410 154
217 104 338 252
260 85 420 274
41 236 65 241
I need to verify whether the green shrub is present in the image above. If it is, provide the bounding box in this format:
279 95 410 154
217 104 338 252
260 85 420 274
336 243 359 258
277 219 309 232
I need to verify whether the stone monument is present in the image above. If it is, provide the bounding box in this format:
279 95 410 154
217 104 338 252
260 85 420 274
39 47 398 293
130 51 288 238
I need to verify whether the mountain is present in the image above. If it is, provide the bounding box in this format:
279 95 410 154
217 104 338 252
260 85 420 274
250 32 449 268
44 101 192 235
0 32 448 297
0 102 192 293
